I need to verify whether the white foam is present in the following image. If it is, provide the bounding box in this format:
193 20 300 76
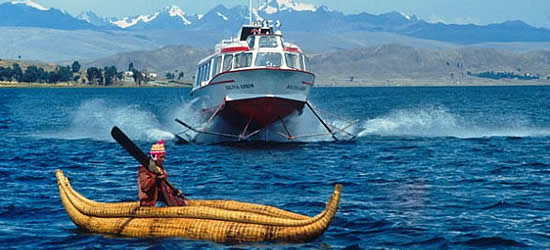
357 106 550 138
40 99 174 142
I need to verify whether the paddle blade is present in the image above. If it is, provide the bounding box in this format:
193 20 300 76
111 126 149 167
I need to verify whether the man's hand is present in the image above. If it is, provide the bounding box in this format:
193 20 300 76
156 173 167 180
147 159 161 174
176 190 189 205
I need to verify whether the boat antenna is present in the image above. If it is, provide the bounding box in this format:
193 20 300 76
249 0 252 24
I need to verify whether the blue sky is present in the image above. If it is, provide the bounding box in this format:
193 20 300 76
5 0 550 28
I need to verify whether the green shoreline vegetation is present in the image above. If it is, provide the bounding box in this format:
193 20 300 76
1 59 549 88
0 60 191 88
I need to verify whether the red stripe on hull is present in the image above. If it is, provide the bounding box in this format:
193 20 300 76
220 97 305 129
221 47 249 53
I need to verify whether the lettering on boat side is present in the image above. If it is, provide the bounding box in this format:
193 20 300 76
287 85 306 91
225 83 255 90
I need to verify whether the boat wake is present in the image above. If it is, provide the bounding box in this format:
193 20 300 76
39 99 177 142
174 98 359 143
356 106 550 139
40 100 548 143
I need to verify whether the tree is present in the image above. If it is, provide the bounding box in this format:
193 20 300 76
178 72 184 80
12 63 23 82
97 68 104 85
56 66 73 82
116 72 123 81
22 65 41 83
87 67 101 85
0 66 12 81
132 69 143 85
71 61 81 73
166 72 175 80
128 62 134 72
47 70 58 83
103 65 118 85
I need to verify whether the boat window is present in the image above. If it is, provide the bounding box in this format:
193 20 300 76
199 64 207 86
285 53 303 70
255 52 282 67
235 53 253 68
213 56 222 75
199 65 204 82
302 55 310 71
222 54 233 72
247 36 256 49
258 36 278 48
205 62 211 81
194 68 200 87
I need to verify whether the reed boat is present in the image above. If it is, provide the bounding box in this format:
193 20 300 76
56 170 341 243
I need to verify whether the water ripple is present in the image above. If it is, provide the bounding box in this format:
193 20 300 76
2 87 550 248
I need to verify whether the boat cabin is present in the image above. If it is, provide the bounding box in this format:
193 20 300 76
193 25 310 90
239 24 273 41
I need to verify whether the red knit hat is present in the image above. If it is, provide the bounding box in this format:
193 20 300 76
150 139 166 157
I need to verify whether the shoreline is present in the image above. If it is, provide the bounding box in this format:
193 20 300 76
0 81 192 88
2 79 550 88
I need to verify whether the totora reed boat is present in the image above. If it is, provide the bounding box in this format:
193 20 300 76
56 170 341 243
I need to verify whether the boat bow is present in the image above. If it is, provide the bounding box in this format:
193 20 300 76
56 170 341 243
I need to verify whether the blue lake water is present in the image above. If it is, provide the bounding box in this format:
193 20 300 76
1 86 549 249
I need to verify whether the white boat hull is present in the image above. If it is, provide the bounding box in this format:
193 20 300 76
191 68 314 129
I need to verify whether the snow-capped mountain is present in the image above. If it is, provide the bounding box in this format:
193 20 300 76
1 0 550 44
0 0 94 29
76 11 117 28
190 5 248 32
100 5 201 30
11 0 48 11
88 0 318 30
104 4 244 31
257 0 316 14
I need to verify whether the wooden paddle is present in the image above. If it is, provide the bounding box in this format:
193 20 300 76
110 126 185 198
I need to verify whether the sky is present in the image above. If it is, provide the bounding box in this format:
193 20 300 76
4 0 550 28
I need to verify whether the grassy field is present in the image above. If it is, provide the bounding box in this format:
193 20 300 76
0 81 77 88
0 58 58 71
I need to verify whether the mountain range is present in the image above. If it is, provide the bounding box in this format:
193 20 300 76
84 43 550 86
3 0 550 44
1 0 550 64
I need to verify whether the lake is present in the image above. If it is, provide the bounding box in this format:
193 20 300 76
1 86 549 249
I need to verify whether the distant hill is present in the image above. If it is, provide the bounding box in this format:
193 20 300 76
0 58 57 71
1 0 550 64
2 0 550 71
84 45 211 81
84 44 550 85
309 44 550 85
0 27 162 62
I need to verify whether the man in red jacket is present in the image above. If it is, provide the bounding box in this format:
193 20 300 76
137 139 188 206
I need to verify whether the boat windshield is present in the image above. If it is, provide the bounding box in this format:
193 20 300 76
247 36 255 49
258 36 278 48
235 53 253 68
256 52 282 67
285 53 303 70
213 56 222 75
222 55 233 72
